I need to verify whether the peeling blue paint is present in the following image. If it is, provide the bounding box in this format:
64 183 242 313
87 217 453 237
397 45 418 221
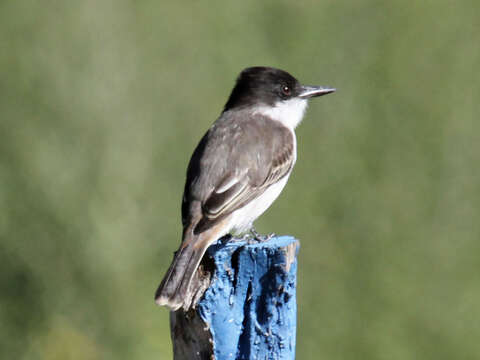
198 236 299 360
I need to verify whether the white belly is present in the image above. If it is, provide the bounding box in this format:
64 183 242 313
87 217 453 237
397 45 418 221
228 174 291 235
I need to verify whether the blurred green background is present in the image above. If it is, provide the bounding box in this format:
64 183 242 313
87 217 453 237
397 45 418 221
1 1 479 359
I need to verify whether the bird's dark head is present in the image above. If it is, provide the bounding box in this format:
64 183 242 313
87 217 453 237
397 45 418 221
223 66 335 128
224 66 335 109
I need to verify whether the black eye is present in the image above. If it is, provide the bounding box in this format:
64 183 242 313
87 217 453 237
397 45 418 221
282 85 291 96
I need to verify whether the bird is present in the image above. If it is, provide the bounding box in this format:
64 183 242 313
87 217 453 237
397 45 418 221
155 66 335 311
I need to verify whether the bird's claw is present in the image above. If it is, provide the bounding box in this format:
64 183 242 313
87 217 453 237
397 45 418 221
248 228 276 243
264 232 276 241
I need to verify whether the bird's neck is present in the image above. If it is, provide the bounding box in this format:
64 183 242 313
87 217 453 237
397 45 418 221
252 98 308 130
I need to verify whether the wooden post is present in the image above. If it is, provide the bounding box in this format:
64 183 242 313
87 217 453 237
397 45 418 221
170 236 299 360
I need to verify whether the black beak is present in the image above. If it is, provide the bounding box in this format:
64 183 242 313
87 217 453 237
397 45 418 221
299 85 336 99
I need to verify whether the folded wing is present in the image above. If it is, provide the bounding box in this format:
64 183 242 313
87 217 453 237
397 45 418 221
182 111 295 235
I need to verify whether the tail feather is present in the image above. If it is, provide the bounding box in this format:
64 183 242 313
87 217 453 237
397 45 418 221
155 218 230 311
155 244 207 311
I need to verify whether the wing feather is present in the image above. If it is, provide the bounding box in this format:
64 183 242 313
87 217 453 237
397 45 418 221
182 111 296 235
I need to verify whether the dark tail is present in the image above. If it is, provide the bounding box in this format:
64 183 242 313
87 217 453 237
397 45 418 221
155 241 210 311
155 218 230 311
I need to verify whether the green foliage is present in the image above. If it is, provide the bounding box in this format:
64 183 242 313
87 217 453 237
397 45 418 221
1 1 479 359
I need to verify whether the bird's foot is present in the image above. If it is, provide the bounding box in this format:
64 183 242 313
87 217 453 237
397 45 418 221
250 227 262 241
248 228 276 243
264 232 276 241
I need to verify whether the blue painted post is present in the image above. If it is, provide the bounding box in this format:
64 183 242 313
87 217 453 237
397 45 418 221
170 236 299 360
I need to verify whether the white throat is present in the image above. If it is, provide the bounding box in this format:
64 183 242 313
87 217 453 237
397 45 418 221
253 98 308 130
